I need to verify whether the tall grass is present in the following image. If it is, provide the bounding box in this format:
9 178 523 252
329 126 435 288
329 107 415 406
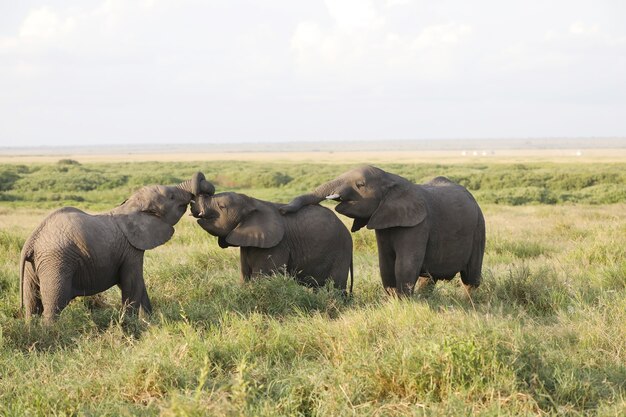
0 162 624 415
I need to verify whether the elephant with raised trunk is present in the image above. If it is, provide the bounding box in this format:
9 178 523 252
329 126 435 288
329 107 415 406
190 188 353 293
280 166 485 296
19 172 214 323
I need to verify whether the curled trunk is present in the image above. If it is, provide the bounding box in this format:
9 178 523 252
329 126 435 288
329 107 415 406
177 172 215 196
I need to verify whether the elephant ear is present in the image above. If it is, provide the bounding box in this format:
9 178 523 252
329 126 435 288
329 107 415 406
226 203 285 248
114 212 175 251
367 185 427 230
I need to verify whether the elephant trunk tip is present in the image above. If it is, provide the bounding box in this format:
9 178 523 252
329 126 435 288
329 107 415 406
191 171 215 196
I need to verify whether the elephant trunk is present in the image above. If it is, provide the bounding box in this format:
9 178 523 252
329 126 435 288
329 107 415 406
177 172 215 196
280 177 344 214
312 177 345 200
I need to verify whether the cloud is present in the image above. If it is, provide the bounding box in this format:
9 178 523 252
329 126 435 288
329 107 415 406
291 1 473 83
385 0 413 6
545 21 626 46
0 0 625 145
412 23 472 48
324 0 382 31
19 7 69 39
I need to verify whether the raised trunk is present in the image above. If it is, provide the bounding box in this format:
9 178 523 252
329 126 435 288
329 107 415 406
281 177 344 213
176 179 194 193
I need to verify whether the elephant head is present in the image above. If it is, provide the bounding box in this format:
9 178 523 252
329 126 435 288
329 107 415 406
190 192 284 248
112 172 215 250
281 166 427 232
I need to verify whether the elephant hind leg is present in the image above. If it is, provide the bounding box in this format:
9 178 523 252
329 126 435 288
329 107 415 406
461 211 485 289
461 237 485 290
460 252 483 288
39 268 74 324
118 258 152 315
23 262 43 319
416 275 435 296
328 256 351 293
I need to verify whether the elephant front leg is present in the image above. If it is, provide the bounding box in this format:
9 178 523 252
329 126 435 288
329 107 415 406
242 247 289 280
118 257 152 315
240 248 253 282
383 227 427 297
378 248 397 295
394 255 421 296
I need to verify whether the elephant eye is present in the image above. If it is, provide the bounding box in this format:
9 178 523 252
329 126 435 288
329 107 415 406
356 181 365 188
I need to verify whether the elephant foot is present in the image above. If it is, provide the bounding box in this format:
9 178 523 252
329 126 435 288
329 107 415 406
462 283 478 310
416 276 435 297
463 283 478 294
85 294 109 310
43 314 58 326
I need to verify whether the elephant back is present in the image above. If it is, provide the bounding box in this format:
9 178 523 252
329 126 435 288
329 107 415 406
284 204 352 252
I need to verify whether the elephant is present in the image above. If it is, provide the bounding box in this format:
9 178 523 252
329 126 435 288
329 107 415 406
280 166 485 296
189 188 353 293
19 172 214 323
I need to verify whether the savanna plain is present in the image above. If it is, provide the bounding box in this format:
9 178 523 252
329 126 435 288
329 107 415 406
0 153 625 416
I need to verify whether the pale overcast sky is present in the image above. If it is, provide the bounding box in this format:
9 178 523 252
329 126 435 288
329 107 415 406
1 0 625 146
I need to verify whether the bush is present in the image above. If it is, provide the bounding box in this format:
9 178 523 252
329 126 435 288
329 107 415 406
256 172 293 188
57 159 81 165
0 168 23 191
1 161 625 206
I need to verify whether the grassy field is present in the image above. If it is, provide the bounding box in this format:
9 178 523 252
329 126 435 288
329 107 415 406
0 157 625 416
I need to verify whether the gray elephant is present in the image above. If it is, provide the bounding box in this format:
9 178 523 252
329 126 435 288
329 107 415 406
280 166 485 296
19 173 214 322
189 189 353 293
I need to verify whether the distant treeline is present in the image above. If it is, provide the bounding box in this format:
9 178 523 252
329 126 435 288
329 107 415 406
1 160 624 207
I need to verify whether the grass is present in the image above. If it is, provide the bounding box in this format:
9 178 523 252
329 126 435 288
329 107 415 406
0 161 625 416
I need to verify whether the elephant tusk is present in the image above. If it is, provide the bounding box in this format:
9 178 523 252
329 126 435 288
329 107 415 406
190 200 195 204
326 194 341 200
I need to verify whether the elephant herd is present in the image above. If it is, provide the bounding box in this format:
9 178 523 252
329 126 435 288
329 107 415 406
19 166 485 323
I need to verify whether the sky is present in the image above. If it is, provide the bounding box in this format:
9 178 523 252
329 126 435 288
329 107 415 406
1 0 625 147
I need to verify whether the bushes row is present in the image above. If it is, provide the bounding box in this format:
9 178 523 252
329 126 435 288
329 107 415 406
0 161 624 206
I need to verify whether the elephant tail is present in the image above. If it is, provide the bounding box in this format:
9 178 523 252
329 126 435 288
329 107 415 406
19 236 35 315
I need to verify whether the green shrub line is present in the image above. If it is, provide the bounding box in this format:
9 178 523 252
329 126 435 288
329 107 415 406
1 161 625 208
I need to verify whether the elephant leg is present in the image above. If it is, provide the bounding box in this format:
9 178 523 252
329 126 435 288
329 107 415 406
461 240 484 291
39 267 74 324
460 222 485 290
394 254 421 296
243 247 289 280
416 275 435 295
395 226 430 296
118 257 152 315
379 252 397 295
376 232 396 295
329 257 350 293
239 248 253 282
23 262 43 319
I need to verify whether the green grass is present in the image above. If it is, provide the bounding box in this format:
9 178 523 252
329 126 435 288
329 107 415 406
0 161 625 416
